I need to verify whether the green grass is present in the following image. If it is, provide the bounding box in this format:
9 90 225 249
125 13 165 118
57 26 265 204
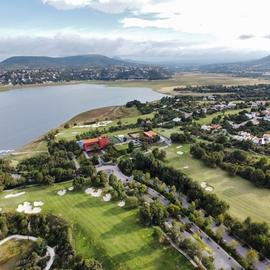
0 183 193 270
164 144 270 226
56 112 155 141
114 143 129 152
195 108 250 125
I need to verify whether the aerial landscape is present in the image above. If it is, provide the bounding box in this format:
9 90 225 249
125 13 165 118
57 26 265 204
0 1 270 270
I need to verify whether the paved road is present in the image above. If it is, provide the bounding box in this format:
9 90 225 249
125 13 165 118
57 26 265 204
0 235 55 270
97 164 243 270
183 193 270 270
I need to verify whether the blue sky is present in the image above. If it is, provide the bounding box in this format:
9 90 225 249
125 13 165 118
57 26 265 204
0 0 270 63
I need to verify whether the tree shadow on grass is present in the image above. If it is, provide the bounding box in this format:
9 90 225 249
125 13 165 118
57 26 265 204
100 215 142 239
74 199 102 209
110 243 157 269
101 204 126 217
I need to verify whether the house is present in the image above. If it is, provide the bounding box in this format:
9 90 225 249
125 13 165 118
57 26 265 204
78 136 110 152
144 130 158 139
201 125 211 131
172 117 181 123
211 124 222 129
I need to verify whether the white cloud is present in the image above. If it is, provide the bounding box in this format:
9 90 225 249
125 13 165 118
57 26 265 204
42 0 91 9
41 0 270 46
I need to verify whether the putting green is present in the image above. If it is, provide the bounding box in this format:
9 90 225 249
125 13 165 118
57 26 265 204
0 183 193 270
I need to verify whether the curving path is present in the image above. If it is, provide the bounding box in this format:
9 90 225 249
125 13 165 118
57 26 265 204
0 235 55 270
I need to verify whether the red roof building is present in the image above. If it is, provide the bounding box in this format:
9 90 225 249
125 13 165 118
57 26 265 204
143 130 158 139
78 136 110 152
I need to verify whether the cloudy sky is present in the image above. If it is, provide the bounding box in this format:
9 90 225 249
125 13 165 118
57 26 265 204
0 0 270 63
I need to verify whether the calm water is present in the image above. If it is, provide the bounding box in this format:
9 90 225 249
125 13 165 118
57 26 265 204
0 84 165 151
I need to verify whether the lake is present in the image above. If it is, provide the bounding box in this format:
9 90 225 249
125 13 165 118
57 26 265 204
0 83 165 152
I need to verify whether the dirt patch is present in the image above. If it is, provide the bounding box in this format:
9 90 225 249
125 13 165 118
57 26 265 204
67 106 139 126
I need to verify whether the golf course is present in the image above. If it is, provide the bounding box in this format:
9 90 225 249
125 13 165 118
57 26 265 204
0 182 193 270
164 144 270 226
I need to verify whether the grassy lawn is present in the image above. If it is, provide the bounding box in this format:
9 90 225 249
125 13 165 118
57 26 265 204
114 143 129 152
0 239 34 270
164 144 270 226
195 108 250 125
0 183 193 270
56 111 155 141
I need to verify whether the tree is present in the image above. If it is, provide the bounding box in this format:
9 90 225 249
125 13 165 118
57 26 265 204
128 141 135 153
73 177 88 190
230 239 239 250
0 216 8 239
216 225 224 240
153 226 166 243
118 158 134 175
139 203 152 226
125 196 139 209
150 200 168 226
246 249 259 265
168 204 181 218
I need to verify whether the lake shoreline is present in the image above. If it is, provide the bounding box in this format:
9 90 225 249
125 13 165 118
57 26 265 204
1 72 269 96
0 83 165 152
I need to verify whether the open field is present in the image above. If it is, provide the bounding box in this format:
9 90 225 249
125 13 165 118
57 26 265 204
56 109 154 141
97 73 270 95
0 239 34 270
0 183 193 270
164 144 270 226
67 106 141 126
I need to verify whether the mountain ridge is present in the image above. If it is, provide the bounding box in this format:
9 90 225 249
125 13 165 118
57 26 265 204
0 54 133 70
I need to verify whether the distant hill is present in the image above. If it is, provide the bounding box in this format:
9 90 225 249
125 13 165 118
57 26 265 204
200 54 270 75
0 55 133 70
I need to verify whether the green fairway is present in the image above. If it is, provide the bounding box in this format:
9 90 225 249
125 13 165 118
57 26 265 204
164 144 270 226
0 183 193 270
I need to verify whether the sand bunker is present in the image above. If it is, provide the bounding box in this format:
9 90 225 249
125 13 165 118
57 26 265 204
57 189 66 196
85 188 102 197
103 193 112 202
118 201 125 207
0 208 2 213
68 186 74 191
201 182 214 192
201 182 207 188
176 145 183 149
177 151 184 155
183 166 189 169
16 202 42 214
33 201 44 207
5 192 25 199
